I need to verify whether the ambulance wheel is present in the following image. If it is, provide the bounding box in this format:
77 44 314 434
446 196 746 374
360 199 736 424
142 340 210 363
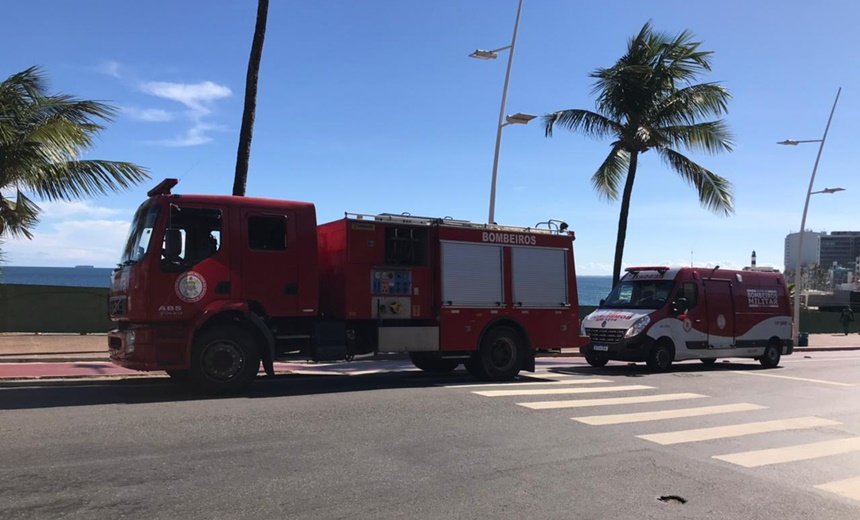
700 358 717 366
478 326 523 381
760 341 782 368
646 341 673 372
191 324 261 394
409 352 460 374
585 355 608 367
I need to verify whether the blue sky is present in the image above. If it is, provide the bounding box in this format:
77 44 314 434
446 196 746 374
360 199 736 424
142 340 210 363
1 0 857 274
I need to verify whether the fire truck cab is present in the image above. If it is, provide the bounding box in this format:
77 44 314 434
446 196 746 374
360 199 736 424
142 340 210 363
580 266 793 370
108 179 582 392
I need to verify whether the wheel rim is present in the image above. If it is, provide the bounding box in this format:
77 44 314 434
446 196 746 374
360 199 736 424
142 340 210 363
767 346 779 363
201 340 245 381
490 337 516 370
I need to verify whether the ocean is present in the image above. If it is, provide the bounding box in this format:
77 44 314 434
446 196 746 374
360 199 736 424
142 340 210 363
0 266 613 306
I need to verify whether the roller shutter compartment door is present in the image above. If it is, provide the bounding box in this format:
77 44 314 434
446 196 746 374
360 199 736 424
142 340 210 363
441 242 503 307
511 247 568 307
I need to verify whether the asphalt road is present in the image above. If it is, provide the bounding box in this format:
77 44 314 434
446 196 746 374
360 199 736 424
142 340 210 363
1 352 859 520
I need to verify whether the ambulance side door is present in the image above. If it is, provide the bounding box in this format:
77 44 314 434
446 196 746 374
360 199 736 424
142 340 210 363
703 279 736 349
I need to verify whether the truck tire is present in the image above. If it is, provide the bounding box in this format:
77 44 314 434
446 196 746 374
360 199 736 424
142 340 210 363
759 340 781 368
476 326 523 381
463 355 486 379
585 354 608 368
191 324 261 394
409 352 460 374
646 341 673 372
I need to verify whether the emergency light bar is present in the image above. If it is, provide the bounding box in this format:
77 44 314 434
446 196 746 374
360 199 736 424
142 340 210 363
148 178 179 197
625 266 670 275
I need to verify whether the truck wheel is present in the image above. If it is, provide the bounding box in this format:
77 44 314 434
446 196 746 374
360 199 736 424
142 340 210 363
759 341 781 368
409 352 460 374
646 342 673 372
585 355 608 368
477 326 523 381
700 358 717 366
191 325 261 394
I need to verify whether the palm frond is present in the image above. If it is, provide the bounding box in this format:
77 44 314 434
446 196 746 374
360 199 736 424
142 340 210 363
0 191 40 239
657 120 733 154
27 160 150 201
659 148 734 215
591 144 630 201
543 109 621 139
652 83 731 126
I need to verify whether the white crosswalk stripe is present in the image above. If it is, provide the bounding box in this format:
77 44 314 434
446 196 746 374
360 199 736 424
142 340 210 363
443 378 611 389
637 416 841 445
815 476 860 502
518 392 708 410
714 437 860 468
573 403 765 426
473 384 653 398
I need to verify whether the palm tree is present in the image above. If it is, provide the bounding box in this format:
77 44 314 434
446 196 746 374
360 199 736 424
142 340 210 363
545 23 734 285
0 66 148 239
232 0 270 196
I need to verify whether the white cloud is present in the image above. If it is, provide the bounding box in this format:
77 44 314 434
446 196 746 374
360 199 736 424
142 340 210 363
36 201 125 219
139 80 232 147
121 106 174 122
95 60 122 78
140 81 232 117
2 219 131 267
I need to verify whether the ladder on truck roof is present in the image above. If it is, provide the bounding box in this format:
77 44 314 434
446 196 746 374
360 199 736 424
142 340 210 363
344 212 570 235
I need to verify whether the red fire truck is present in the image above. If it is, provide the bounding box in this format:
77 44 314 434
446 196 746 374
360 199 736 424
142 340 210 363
108 179 582 392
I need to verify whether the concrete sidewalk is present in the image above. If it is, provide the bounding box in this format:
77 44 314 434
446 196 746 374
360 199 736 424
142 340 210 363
1 331 859 363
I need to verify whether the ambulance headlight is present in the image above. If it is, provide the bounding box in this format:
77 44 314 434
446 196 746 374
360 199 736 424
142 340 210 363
624 315 650 338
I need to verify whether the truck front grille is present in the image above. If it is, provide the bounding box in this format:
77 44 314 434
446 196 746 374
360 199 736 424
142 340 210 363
585 327 626 345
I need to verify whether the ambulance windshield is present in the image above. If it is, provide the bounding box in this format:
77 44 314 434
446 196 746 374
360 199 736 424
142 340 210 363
602 280 675 310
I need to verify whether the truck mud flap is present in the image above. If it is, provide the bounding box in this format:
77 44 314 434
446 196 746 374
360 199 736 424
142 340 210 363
310 322 347 362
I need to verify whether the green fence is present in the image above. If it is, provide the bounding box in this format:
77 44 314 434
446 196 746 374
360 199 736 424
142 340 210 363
0 284 113 333
0 287 848 334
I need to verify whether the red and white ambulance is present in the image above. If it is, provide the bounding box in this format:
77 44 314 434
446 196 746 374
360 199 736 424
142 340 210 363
580 266 793 370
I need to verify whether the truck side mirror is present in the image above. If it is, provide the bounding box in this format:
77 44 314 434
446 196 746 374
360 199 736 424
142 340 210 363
671 297 689 314
163 228 182 259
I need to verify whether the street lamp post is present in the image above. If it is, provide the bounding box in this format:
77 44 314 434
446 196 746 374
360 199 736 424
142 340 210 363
470 0 532 225
778 87 842 344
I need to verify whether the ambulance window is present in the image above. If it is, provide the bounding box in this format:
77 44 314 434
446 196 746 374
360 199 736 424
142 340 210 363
249 216 288 251
385 226 427 266
680 282 698 308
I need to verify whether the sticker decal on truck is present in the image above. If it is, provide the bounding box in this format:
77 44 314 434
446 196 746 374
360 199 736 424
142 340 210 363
176 271 207 303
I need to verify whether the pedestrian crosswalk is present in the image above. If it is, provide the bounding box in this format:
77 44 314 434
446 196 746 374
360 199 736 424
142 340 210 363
445 369 860 504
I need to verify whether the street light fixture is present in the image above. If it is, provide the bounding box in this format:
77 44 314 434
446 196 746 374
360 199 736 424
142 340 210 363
778 87 842 345
469 0 527 224
505 112 536 126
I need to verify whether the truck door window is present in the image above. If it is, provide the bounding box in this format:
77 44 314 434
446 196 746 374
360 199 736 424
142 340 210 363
385 226 427 266
161 206 222 272
248 216 287 251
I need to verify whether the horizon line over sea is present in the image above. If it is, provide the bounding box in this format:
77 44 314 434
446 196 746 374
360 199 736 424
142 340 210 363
0 265 614 306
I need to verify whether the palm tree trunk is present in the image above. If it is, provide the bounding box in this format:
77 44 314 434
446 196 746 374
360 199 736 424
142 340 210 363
612 151 639 286
232 0 269 197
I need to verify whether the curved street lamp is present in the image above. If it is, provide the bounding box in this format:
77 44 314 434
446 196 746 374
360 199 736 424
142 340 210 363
778 87 842 344
470 0 533 225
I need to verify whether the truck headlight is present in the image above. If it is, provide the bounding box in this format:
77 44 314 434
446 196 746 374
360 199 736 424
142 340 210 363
624 315 650 338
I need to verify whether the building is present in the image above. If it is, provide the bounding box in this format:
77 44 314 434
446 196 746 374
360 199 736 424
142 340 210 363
820 231 860 271
784 231 821 271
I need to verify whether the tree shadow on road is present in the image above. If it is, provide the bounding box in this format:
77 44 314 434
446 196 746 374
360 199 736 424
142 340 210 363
545 359 786 379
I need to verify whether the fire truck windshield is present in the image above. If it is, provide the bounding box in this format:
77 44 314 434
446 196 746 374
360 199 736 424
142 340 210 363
602 280 675 310
119 204 160 265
